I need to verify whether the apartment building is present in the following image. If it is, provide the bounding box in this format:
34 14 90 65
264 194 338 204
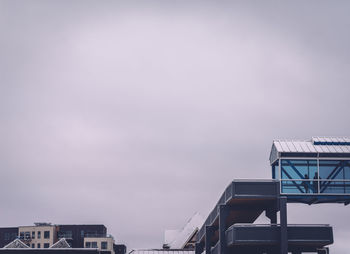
0 223 126 254
18 223 57 248
84 235 115 254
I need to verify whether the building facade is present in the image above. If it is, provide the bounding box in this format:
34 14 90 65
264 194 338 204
18 223 57 248
0 223 125 254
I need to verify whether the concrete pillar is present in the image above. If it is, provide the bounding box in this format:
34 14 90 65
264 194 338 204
279 197 288 254
219 205 228 254
205 226 214 254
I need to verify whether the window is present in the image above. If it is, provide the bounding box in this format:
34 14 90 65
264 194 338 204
4 233 10 241
31 244 35 248
37 243 41 248
44 231 50 239
92 242 98 248
281 160 317 180
20 232 24 239
44 243 50 248
11 233 17 240
85 242 91 248
81 230 85 237
25 232 30 240
38 231 41 239
32 231 35 239
101 241 108 250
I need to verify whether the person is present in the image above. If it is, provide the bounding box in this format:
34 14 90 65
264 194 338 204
313 172 319 193
302 174 310 193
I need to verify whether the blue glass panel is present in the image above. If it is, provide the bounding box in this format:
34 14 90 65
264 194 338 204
344 161 350 179
319 160 344 180
320 181 350 194
281 180 316 194
281 160 317 180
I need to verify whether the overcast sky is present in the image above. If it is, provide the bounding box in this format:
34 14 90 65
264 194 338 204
1 0 350 253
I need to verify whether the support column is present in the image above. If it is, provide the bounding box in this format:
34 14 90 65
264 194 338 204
279 197 288 254
205 226 214 254
195 243 202 254
266 209 277 224
219 205 229 254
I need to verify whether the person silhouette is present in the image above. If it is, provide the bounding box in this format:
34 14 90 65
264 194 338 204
302 174 310 193
313 172 319 193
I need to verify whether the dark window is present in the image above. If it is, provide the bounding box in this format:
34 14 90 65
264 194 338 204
44 231 50 239
25 232 30 239
101 241 108 249
32 231 35 239
31 244 35 248
38 231 41 239
92 242 98 248
11 233 17 240
4 233 10 241
81 230 85 237
20 232 24 239
44 243 49 248
85 242 91 248
37 243 41 248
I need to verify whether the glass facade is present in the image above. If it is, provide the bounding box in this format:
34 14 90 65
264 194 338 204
275 159 350 194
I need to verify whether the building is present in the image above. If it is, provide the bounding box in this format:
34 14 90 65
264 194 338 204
57 224 107 248
0 228 18 248
18 222 57 248
270 137 350 203
194 137 350 254
1 238 108 254
84 234 115 254
0 223 126 254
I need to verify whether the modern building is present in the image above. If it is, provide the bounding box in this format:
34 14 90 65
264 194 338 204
57 224 107 248
0 227 18 248
194 137 350 254
270 137 350 203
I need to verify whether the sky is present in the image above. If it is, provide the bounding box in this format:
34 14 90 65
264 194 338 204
1 0 350 253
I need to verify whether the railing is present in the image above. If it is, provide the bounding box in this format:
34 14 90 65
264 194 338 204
231 223 330 227
281 180 350 195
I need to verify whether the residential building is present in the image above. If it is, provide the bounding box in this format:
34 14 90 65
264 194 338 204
18 223 57 248
0 223 126 254
84 235 115 254
0 228 18 248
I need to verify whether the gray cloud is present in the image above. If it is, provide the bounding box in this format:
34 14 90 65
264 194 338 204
1 0 350 252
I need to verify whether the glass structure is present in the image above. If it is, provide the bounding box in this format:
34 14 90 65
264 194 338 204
270 137 350 195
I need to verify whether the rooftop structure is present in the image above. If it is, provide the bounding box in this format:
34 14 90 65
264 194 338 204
163 213 204 249
195 180 333 254
270 137 350 204
50 238 71 249
3 239 29 249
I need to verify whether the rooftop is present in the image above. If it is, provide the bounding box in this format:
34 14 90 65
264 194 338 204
270 137 350 164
